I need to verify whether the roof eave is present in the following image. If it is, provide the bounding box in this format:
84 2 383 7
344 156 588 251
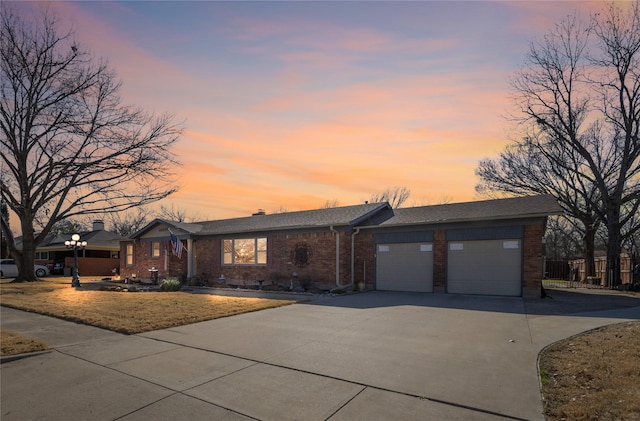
194 222 354 237
359 211 560 230
349 202 392 226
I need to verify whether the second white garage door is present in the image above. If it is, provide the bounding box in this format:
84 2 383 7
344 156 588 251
447 239 521 296
376 243 433 292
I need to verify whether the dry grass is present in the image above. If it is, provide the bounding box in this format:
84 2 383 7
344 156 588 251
539 321 640 420
0 277 296 336
1 329 49 356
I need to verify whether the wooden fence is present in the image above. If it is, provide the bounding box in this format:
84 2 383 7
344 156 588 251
567 254 635 286
64 257 120 277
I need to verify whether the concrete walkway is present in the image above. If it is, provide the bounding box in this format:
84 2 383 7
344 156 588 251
1 288 639 421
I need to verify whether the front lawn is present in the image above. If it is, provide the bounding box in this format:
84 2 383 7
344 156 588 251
0 277 296 335
539 321 640 420
1 329 49 356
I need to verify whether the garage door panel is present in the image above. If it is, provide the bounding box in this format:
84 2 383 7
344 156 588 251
376 243 433 292
448 240 521 296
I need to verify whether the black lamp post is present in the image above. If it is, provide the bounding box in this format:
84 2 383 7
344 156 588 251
65 234 87 287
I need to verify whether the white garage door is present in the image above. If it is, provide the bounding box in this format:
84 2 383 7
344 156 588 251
376 243 433 292
447 239 521 296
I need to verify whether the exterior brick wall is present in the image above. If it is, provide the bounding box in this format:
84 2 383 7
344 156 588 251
353 232 375 289
523 223 545 298
194 238 220 280
192 230 370 291
120 240 187 281
433 230 446 293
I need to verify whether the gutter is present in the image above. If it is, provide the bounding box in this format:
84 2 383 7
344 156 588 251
354 214 557 230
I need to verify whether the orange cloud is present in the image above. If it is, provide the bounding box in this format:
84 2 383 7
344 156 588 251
14 1 580 226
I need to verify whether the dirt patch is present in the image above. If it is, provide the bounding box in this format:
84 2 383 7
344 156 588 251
539 321 640 420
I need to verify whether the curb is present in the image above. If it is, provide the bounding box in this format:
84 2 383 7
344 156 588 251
0 349 52 364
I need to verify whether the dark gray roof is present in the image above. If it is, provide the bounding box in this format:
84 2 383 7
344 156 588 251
28 229 125 250
376 195 561 227
194 202 391 236
130 195 560 240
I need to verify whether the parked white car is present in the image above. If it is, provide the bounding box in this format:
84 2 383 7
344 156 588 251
0 259 50 278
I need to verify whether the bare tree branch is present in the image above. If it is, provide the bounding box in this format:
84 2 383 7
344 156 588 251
369 186 411 208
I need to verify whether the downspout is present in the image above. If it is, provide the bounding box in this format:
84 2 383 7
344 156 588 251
330 225 352 291
351 228 360 285
187 238 194 279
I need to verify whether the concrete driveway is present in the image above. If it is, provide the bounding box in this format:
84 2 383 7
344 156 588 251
1 289 639 421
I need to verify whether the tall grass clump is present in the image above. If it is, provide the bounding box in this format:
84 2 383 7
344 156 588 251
159 278 182 291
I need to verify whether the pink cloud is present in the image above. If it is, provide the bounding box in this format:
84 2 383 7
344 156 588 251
13 2 541 223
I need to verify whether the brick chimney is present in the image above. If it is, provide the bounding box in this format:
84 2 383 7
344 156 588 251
92 220 105 231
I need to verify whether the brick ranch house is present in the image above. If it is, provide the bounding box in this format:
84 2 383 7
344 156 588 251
121 195 561 298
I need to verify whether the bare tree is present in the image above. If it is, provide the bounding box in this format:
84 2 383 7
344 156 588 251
544 216 583 261
108 207 152 237
157 203 205 223
409 195 453 207
0 6 183 281
369 186 411 208
476 135 602 278
49 220 87 236
322 199 341 209
480 2 640 287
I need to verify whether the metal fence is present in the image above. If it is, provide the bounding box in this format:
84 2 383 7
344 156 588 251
543 254 638 289
542 278 603 289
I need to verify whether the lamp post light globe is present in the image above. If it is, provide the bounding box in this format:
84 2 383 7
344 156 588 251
66 233 87 287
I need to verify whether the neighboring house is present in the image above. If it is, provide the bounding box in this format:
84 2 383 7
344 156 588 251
122 195 561 298
25 221 124 276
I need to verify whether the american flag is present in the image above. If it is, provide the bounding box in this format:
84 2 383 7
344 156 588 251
169 230 183 259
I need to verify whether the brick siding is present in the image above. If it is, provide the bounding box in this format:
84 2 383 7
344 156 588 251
193 230 373 291
522 224 545 298
433 230 447 293
120 240 187 281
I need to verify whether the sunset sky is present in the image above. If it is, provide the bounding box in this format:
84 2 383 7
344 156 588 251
11 1 612 222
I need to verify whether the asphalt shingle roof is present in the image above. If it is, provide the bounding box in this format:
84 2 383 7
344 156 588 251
133 195 561 239
193 202 391 236
36 230 125 249
377 195 562 227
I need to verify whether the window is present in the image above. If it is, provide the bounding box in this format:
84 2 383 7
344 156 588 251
151 241 161 258
223 238 267 265
35 251 49 260
126 244 134 266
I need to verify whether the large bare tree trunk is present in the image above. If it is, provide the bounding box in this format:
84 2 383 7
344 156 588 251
604 209 623 288
584 227 596 280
